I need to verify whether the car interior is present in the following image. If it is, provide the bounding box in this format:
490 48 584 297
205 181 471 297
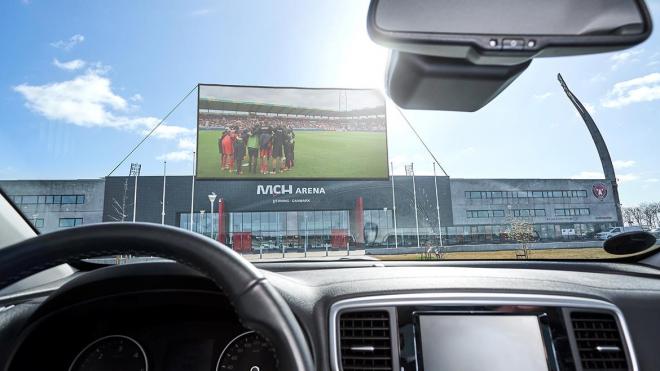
1 0 659 371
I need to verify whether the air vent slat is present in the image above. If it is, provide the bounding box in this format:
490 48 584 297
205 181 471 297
339 310 393 371
571 311 628 371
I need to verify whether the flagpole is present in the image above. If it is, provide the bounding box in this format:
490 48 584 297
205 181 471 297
161 160 167 225
190 151 196 231
411 163 420 248
390 162 398 249
433 162 443 247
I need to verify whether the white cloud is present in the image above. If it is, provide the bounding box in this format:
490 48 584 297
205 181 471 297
13 68 191 141
645 178 659 183
157 150 193 162
50 34 85 50
130 93 143 102
613 160 636 169
178 137 196 151
589 73 606 83
14 71 127 126
53 58 86 71
609 49 643 70
156 136 196 162
617 174 639 183
583 102 596 115
571 171 604 179
148 124 194 139
602 73 660 108
533 92 553 101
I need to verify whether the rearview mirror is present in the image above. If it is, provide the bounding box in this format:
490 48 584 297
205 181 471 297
369 0 652 66
368 0 652 111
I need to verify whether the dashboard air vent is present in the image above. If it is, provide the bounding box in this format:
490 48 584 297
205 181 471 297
570 311 628 370
339 310 393 371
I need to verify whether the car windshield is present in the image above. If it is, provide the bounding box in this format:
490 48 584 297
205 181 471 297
1 0 659 261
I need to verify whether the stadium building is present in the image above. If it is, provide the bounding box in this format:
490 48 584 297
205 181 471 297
98 176 618 250
0 179 105 234
0 176 618 248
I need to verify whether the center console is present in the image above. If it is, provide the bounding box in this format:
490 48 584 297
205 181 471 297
330 293 635 371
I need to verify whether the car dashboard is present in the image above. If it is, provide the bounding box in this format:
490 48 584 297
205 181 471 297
2 260 660 371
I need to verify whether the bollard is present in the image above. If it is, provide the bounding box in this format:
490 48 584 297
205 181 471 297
282 244 286 259
346 242 350 256
260 245 263 260
325 244 329 257
304 243 307 258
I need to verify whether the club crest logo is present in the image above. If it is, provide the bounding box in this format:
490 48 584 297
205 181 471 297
592 183 608 201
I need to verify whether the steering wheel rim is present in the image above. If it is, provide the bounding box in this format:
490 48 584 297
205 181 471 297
0 222 314 371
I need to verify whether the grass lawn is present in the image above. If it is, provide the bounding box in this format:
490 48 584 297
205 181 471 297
196 130 388 179
373 247 627 260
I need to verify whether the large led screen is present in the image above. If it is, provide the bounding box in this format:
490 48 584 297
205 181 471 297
197 85 388 179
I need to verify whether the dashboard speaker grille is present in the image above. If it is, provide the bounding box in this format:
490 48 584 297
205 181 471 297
570 311 628 370
339 310 393 371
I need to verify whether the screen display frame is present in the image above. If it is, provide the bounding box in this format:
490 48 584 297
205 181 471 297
196 83 390 181
412 311 556 371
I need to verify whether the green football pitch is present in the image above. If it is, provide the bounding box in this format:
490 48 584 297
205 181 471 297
196 130 388 179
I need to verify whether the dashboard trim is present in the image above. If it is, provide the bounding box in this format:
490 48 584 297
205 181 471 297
328 292 638 371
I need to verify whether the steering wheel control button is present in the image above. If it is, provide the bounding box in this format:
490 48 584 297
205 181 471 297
502 38 524 50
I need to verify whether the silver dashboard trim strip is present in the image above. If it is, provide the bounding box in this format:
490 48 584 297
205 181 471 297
328 293 638 371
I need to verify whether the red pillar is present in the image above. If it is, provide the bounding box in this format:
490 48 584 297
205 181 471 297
217 198 225 244
354 197 364 245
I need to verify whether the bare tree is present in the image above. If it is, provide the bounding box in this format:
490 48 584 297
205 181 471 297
628 206 645 226
622 207 635 226
640 203 656 228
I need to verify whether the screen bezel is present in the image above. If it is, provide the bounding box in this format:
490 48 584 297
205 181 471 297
412 311 557 371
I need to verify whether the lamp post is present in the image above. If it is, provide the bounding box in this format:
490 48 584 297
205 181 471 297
200 210 206 235
208 192 217 239
129 163 141 222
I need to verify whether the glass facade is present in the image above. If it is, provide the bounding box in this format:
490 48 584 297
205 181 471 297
10 194 85 205
178 209 615 249
465 190 588 199
59 217 83 228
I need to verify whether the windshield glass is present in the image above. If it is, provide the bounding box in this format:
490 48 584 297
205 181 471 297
1 0 659 261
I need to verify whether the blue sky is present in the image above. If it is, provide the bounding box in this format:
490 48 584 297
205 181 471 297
0 0 659 206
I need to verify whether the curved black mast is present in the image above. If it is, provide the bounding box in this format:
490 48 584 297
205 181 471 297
557 73 622 225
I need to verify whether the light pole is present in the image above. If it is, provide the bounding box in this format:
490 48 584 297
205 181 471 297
200 210 206 235
161 161 167 225
208 192 217 239
129 163 141 222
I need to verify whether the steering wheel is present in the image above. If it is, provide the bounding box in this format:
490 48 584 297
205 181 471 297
0 223 314 371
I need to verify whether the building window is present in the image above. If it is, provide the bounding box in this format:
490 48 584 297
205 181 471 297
59 218 83 228
465 190 589 199
555 208 590 216
466 210 504 218
9 194 86 205
512 209 546 217
34 218 45 228
61 195 78 204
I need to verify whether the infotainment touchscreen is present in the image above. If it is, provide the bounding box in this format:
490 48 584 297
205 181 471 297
416 315 549 371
